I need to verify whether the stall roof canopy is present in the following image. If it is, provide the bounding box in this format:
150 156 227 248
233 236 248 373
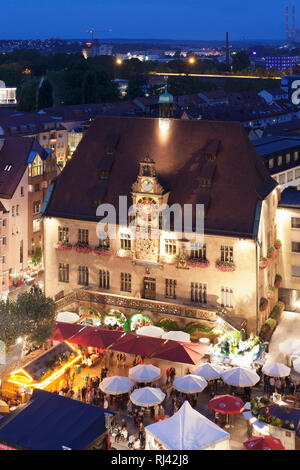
0 389 112 450
52 322 208 365
146 400 230 450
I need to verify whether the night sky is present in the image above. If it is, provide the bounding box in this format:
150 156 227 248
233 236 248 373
0 0 292 40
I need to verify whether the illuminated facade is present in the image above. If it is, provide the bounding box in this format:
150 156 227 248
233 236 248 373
43 115 279 335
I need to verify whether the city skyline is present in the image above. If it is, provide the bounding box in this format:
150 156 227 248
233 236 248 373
0 0 294 41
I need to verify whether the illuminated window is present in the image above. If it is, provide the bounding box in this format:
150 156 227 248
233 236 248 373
279 174 286 185
165 239 176 255
191 283 207 304
287 171 294 182
59 263 69 283
190 243 206 259
221 246 233 263
221 286 233 308
58 226 69 243
291 241 300 253
120 232 131 250
33 219 40 233
33 201 41 215
78 229 89 244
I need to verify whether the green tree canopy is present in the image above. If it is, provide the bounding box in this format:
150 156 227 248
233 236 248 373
37 78 53 109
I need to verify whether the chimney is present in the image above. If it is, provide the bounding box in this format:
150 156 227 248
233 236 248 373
286 5 290 42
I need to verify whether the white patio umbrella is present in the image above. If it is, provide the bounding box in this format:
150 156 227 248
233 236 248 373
56 311 80 324
129 364 161 383
293 358 300 373
100 376 134 395
130 387 165 407
262 362 291 378
193 363 224 381
221 367 260 387
136 325 164 338
279 339 300 356
173 374 208 394
162 331 190 342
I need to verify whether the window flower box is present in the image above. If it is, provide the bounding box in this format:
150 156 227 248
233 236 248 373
267 246 277 259
116 249 133 259
72 243 92 253
160 254 178 265
274 239 282 250
55 242 73 251
259 257 269 270
260 297 269 312
274 274 282 289
187 258 210 268
94 247 111 256
215 260 236 272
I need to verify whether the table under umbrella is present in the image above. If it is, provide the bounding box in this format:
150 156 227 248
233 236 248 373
243 436 285 450
100 376 134 395
262 362 291 378
129 364 161 383
221 367 260 387
208 394 244 415
173 374 207 394
193 363 224 380
130 387 165 407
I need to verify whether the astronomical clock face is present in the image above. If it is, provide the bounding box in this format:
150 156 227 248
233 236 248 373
137 197 158 221
141 179 153 192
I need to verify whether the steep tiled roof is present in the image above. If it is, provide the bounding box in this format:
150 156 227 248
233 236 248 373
44 116 277 238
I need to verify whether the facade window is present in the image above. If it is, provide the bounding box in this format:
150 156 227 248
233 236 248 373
97 235 110 250
291 265 300 277
20 240 23 264
291 217 300 229
2 218 6 227
269 158 274 169
220 246 233 263
292 241 300 253
295 168 300 179
78 266 89 286
33 219 40 233
29 156 43 177
58 226 69 243
120 232 131 250
165 239 176 255
16 205 19 216
59 263 69 283
294 151 299 161
99 269 110 289
33 201 41 215
279 174 286 185
278 156 283 166
2 236 6 245
165 279 176 299
190 242 206 259
78 229 89 244
191 282 207 304
221 286 233 308
121 272 131 292
286 153 291 164
12 206 15 217
287 170 294 182
34 183 40 192
2 255 5 264
20 186 24 197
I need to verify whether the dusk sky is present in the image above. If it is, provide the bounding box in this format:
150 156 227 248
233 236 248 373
0 0 292 40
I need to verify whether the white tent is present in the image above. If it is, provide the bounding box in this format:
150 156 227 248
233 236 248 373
130 387 165 407
162 331 190 342
293 358 300 373
129 364 161 383
100 376 134 395
173 375 207 394
262 362 291 378
279 339 300 356
221 367 260 387
145 401 230 450
56 311 80 324
136 325 164 338
193 363 224 380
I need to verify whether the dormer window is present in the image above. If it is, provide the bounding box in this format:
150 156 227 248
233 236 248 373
4 164 12 172
200 178 211 188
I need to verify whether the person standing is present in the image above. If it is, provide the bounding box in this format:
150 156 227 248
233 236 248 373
166 368 170 385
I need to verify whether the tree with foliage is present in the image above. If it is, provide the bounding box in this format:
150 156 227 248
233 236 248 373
232 50 251 73
37 78 53 109
82 70 98 104
17 78 39 111
126 76 146 100
0 287 56 351
32 246 42 266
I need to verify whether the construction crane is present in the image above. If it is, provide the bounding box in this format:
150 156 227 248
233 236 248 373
86 28 112 42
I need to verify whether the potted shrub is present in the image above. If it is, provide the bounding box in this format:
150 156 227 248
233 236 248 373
267 286 275 300
215 260 236 272
259 297 269 312
259 257 269 270
274 274 282 288
267 246 277 259
274 239 282 250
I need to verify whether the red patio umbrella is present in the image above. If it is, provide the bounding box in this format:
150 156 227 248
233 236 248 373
52 322 123 348
109 333 166 357
208 394 244 414
150 340 209 365
243 436 285 451
52 321 83 342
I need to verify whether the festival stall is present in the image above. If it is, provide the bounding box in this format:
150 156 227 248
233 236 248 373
145 401 230 450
